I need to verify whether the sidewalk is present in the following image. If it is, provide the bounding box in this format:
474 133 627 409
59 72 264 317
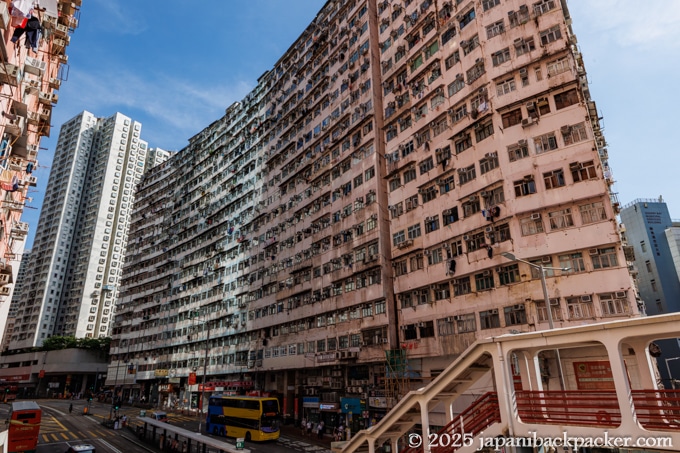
279 424 335 451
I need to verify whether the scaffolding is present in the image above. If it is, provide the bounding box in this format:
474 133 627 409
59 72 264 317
384 348 410 407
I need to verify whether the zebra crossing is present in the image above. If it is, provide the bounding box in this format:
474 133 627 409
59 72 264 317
39 428 115 443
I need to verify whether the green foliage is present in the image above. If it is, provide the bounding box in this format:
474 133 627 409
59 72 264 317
39 336 111 353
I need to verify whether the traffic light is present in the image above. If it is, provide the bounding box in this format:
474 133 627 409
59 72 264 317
114 404 119 411
5 388 8 394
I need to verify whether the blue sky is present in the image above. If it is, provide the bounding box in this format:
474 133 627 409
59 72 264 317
22 0 680 248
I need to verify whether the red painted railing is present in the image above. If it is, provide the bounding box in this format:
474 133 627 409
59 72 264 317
515 390 621 427
631 389 680 430
402 392 501 453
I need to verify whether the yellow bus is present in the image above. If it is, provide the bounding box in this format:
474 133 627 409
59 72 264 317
205 396 280 442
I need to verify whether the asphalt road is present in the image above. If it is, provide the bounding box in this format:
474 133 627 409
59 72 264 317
16 400 330 453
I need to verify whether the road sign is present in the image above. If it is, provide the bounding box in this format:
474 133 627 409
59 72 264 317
236 438 244 450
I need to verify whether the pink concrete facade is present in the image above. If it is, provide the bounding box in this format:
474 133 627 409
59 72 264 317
111 0 636 424
0 0 80 339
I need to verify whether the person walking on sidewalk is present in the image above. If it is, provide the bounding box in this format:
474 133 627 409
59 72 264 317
306 420 312 436
317 420 325 439
300 417 307 436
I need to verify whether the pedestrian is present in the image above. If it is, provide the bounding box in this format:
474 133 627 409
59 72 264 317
300 417 307 436
317 420 325 439
69 403 73 414
159 434 165 450
306 420 312 436
181 441 187 453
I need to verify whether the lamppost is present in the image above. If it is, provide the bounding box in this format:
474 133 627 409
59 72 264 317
501 252 569 390
191 309 212 433
665 357 680 389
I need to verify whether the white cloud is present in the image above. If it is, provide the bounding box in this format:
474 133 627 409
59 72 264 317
90 0 148 35
59 69 253 148
571 0 680 49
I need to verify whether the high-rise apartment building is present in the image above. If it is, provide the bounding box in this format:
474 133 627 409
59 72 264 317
7 111 168 350
2 249 31 351
620 198 680 382
0 0 81 345
111 0 637 428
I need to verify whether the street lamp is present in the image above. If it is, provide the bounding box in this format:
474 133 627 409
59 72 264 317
501 252 569 390
191 309 212 434
665 357 680 389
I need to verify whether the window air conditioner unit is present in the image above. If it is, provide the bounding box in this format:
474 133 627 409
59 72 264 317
485 226 493 233
580 295 592 303
483 270 491 276
526 101 536 110
480 190 489 198
463 235 470 241
530 213 541 220
469 195 478 202
417 322 425 327
519 67 528 76
615 291 627 299
542 256 552 263
521 118 534 127
589 248 599 255
445 317 453 322
518 139 527 146
490 309 498 314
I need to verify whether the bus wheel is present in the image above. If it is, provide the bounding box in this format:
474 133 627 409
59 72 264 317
245 432 251 442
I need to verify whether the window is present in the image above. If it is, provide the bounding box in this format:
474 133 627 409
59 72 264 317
534 0 556 16
433 281 449 299
486 20 505 39
444 50 460 69
438 317 455 336
492 47 511 66
453 276 471 296
534 133 558 154
406 194 419 211
520 215 544 236
475 121 494 142
424 216 440 234
504 304 527 325
479 153 499 174
570 160 597 182
547 57 569 76
554 88 578 109
459 8 476 29
475 272 494 291
419 321 435 338
459 164 476 185
419 157 435 174
543 169 565 189
539 25 562 46
443 206 459 225
508 143 529 162
403 167 417 184
579 201 606 224
454 133 472 154
548 208 573 230
389 177 401 191
514 177 536 197
407 223 422 239
559 252 586 273
599 293 629 316
479 309 501 329
502 109 522 128
536 298 563 322
591 247 618 269
498 264 520 285
466 61 485 83
462 34 480 55
410 254 424 271
393 230 406 246
457 313 476 332
562 122 588 145
442 28 457 46
421 185 437 203
403 324 418 340
482 0 500 11
567 296 593 319
515 37 536 56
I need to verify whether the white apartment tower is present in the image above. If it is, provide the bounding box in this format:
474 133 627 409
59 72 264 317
8 111 161 349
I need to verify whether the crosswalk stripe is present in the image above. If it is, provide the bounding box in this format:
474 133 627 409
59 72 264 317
41 434 49 442
50 434 59 441
60 433 69 440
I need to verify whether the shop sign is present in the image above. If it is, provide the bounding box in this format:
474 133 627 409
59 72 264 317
573 361 614 390
317 353 338 363
302 397 320 408
368 397 387 408
6 374 30 382
158 384 174 392
319 403 339 411
154 369 169 377
188 373 196 385
341 397 362 414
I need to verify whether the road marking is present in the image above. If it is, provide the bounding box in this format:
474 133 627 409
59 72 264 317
99 439 122 453
41 434 49 442
53 416 68 431
50 433 59 441
60 433 69 440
